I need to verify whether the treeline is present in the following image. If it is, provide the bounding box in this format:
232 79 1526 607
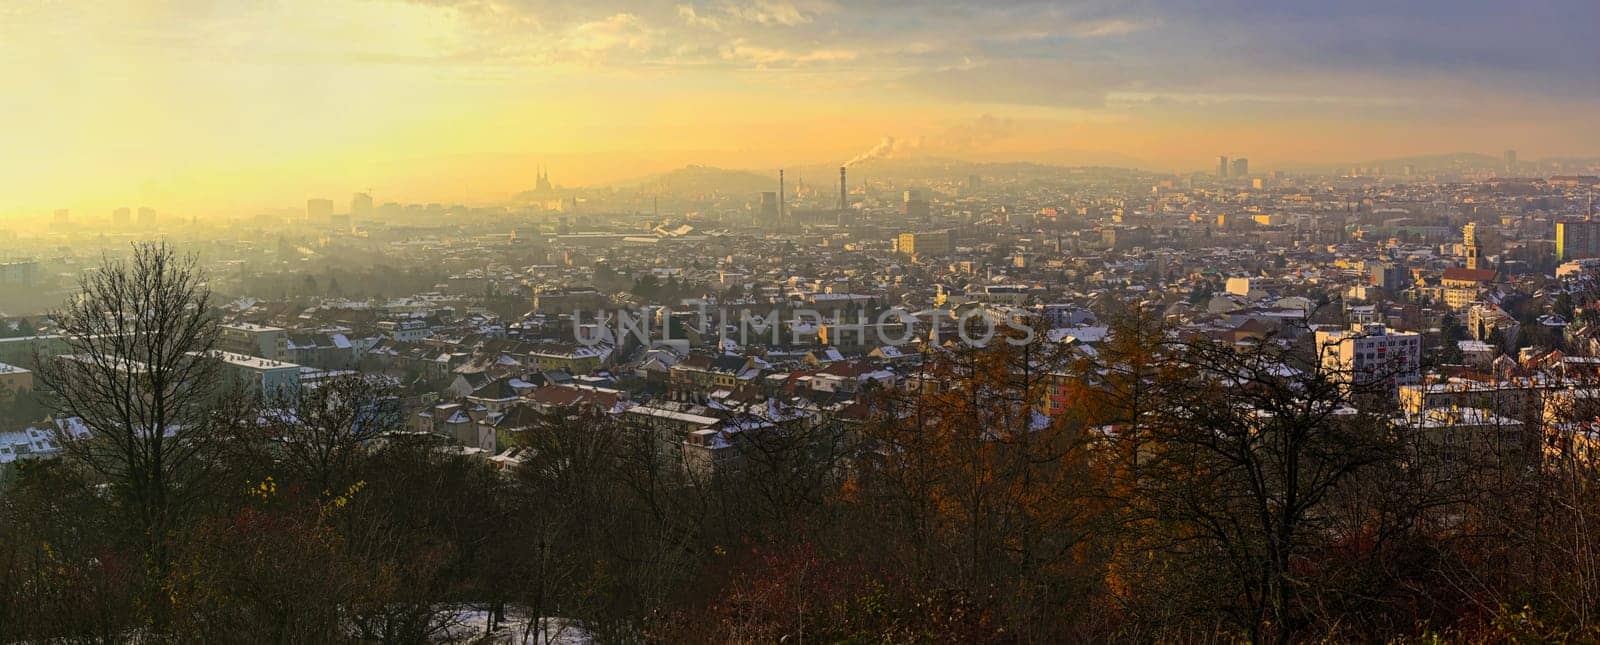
4 244 1600 643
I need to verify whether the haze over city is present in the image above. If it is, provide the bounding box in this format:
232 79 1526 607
8 1 1600 643
3 0 1597 215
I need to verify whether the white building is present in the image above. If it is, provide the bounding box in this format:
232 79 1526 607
1458 340 1496 367
219 322 288 360
213 351 301 396
1557 258 1600 279
378 319 430 343
0 426 63 466
1315 323 1422 390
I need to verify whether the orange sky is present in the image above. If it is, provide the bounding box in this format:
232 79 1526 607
1 0 1595 217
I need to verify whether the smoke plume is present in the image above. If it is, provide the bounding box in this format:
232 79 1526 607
844 136 920 167
842 116 1017 166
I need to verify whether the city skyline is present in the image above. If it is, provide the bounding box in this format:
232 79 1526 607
3 0 1597 216
5 4 1600 638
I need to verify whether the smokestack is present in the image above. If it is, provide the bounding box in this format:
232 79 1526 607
839 166 847 211
778 169 785 225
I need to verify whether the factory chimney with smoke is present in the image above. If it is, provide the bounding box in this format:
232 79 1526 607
839 166 847 211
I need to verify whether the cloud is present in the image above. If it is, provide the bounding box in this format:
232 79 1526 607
675 4 720 29
562 13 652 56
99 0 1597 119
718 39 856 66
671 0 832 30
1072 18 1144 37
720 0 819 26
901 59 1115 108
372 0 1593 94
933 114 1019 152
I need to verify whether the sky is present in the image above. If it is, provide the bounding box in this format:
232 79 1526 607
2 0 1597 216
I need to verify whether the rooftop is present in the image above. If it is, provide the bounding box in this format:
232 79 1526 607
222 322 285 333
211 351 299 371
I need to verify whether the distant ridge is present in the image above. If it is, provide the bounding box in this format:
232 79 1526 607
563 151 1597 196
587 155 1148 194
1276 152 1502 174
838 155 1147 178
616 165 774 196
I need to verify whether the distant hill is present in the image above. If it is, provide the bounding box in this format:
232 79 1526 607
549 151 1597 199
756 155 1148 190
615 165 775 196
586 154 1152 196
839 155 1146 180
511 165 778 201
1277 152 1502 175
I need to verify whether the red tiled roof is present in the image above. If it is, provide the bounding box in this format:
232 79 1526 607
525 384 620 410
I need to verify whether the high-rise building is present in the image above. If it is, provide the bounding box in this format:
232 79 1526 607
1217 156 1230 178
112 207 130 226
1230 158 1249 177
351 192 374 219
306 198 334 223
1556 219 1600 262
1365 261 1406 292
0 260 38 286
52 209 69 226
137 207 156 227
1504 149 1517 173
895 230 954 257
903 189 930 221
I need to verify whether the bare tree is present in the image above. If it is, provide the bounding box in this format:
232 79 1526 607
32 241 226 621
1087 312 1424 643
262 374 403 501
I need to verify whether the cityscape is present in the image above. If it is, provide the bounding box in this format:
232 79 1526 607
2 0 1600 642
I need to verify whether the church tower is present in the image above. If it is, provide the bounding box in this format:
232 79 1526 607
1464 222 1481 270
535 166 554 194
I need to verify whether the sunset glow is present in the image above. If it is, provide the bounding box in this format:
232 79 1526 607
3 0 1596 215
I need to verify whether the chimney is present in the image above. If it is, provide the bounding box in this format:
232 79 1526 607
839 166 848 211
778 169 785 224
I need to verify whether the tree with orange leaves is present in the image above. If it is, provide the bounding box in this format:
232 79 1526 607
844 313 1110 640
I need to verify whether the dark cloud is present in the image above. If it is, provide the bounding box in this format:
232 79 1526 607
1103 0 1600 96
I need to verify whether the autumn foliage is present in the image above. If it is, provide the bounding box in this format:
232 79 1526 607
8 279 1600 641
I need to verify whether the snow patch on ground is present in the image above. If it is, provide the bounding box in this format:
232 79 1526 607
439 607 593 644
